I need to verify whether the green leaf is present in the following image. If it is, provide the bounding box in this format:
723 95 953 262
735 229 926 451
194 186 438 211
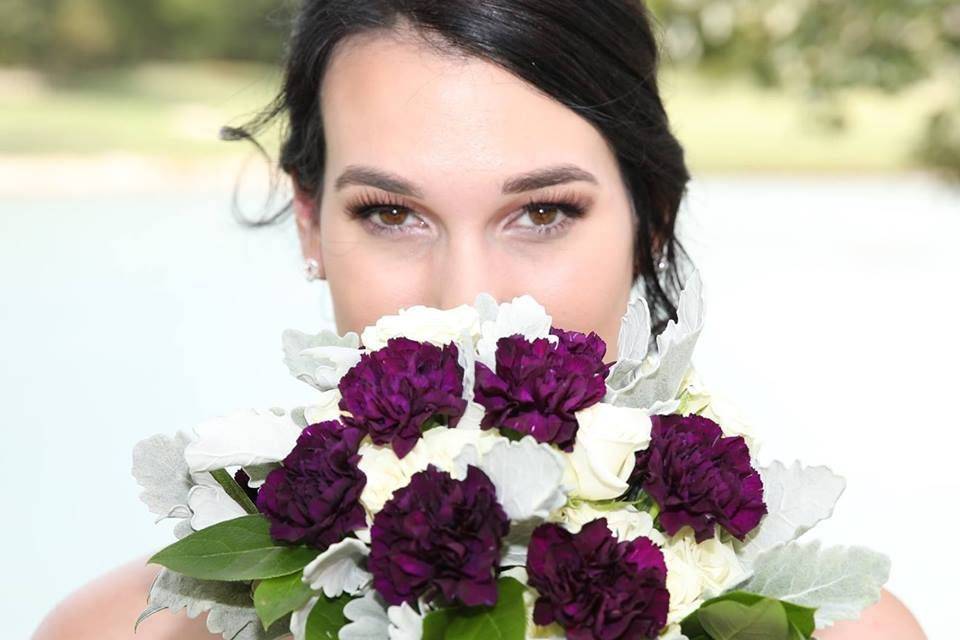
210 467 260 514
422 577 527 640
422 608 457 639
305 594 351 640
780 601 816 637
254 571 315 629
681 591 816 640
698 599 789 640
149 514 320 581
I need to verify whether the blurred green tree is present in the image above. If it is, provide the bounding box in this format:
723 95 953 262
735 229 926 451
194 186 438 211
646 0 960 179
0 0 956 176
0 0 287 68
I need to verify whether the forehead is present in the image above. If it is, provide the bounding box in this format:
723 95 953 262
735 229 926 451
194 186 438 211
319 29 617 188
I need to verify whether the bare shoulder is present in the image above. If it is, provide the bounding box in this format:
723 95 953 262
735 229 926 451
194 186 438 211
32 554 217 640
815 588 926 640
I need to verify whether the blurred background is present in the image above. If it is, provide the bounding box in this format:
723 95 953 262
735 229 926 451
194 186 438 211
2 1 958 638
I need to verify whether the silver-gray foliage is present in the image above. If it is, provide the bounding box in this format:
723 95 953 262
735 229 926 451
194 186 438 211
734 461 847 570
132 431 195 538
281 328 361 391
605 270 704 410
736 540 891 629
135 568 289 640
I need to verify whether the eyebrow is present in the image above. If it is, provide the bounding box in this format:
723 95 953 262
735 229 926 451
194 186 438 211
333 163 598 197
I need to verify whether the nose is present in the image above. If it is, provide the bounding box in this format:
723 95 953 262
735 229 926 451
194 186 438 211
432 230 507 310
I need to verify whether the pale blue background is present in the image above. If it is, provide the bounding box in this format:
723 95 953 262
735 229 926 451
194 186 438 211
3 173 957 638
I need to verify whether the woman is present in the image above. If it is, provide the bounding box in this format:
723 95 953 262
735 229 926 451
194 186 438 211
35 1 925 638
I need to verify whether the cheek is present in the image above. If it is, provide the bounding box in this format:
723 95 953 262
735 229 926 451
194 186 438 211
319 217 433 336
324 249 431 337
538 248 632 359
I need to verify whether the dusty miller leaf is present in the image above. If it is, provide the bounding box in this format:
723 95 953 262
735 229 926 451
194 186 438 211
736 540 890 629
605 270 704 409
281 328 361 391
606 293 652 382
136 568 290 640
734 461 846 570
132 431 196 537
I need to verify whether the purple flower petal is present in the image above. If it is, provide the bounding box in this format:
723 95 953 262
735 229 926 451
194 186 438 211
473 328 611 451
526 519 669 639
631 413 767 541
255 420 366 549
338 337 467 458
368 465 509 608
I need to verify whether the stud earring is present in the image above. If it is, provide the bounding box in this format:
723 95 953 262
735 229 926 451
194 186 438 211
656 253 668 273
303 258 322 281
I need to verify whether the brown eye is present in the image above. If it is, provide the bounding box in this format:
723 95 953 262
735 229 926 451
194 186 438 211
375 207 409 225
526 205 560 226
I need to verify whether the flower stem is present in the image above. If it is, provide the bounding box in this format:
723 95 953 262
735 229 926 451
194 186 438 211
211 468 259 515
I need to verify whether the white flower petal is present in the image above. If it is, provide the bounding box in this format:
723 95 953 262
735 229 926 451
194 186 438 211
302 538 371 598
359 303 480 351
183 407 303 473
358 428 499 515
185 482 247 530
303 388 345 425
476 295 556 369
559 503 663 545
455 400 486 430
662 528 746 625
564 402 652 500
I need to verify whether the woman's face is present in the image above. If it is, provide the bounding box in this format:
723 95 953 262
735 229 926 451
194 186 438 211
295 28 637 358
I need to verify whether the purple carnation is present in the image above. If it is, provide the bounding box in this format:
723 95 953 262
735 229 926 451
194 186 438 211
256 420 367 549
526 519 669 639
338 336 467 458
631 413 766 542
368 465 509 608
473 327 612 451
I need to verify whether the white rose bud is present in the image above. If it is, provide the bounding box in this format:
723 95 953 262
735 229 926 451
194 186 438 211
359 303 480 351
303 388 345 425
677 366 759 455
558 501 665 546
661 527 747 625
563 402 652 500
357 427 500 515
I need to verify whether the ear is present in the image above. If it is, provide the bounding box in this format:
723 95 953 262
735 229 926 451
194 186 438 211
292 179 326 280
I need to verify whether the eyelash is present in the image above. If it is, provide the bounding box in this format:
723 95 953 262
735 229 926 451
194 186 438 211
344 188 590 238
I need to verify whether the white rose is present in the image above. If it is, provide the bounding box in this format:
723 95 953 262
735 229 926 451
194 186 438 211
661 528 747 624
475 295 556 368
454 400 486 430
677 366 759 454
558 502 665 545
563 402 652 500
303 388 344 424
357 427 500 515
359 303 480 351
658 623 687 640
183 407 302 473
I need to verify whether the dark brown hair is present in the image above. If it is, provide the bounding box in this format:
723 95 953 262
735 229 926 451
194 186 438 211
225 0 693 339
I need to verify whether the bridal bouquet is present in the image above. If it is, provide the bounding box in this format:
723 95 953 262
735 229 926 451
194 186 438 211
133 271 889 640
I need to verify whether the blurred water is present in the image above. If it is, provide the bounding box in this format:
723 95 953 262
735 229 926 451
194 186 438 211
2 173 957 638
